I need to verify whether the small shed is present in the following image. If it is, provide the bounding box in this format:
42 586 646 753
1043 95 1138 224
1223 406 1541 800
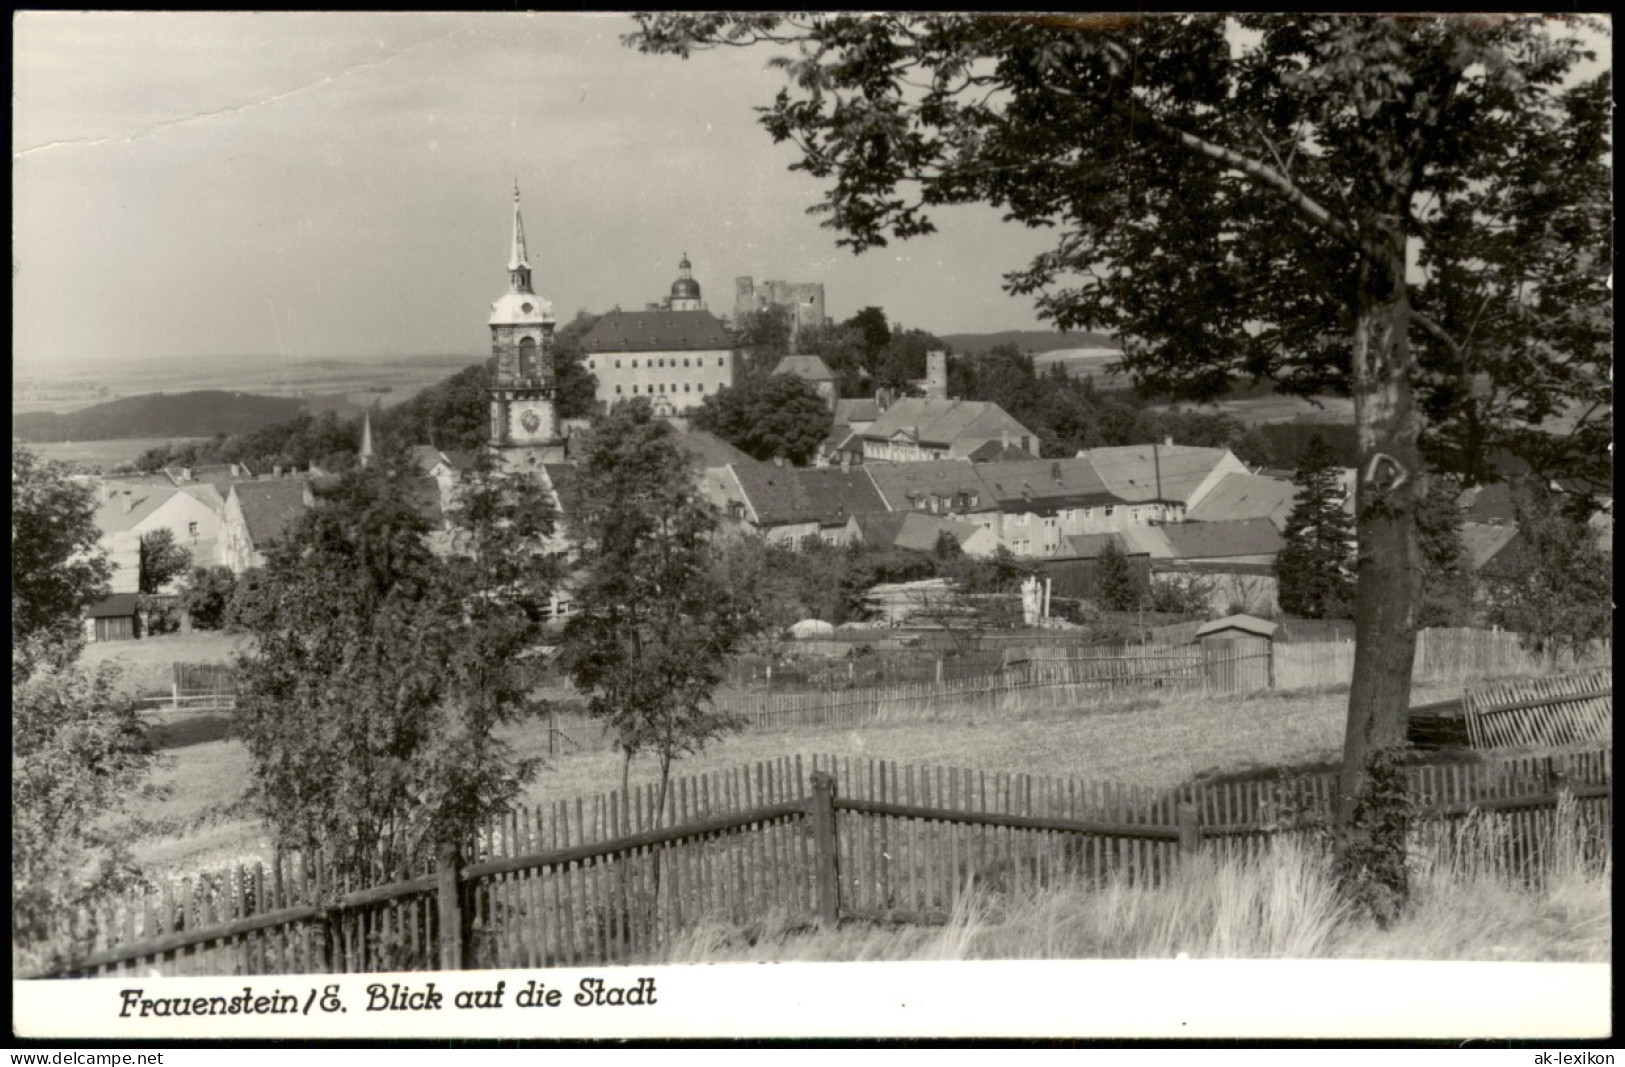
1193 614 1278 691
86 594 142 643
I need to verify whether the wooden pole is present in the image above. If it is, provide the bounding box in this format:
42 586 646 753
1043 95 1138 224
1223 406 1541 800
436 842 464 971
809 771 841 927
1176 802 1200 857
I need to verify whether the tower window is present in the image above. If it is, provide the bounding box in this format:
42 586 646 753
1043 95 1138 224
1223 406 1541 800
717 357 724 367
697 383 704 393
587 361 594 370
683 383 690 393
684 357 690 368
658 383 665 393
615 385 622 395
616 360 621 369
632 359 638 368
632 385 639 394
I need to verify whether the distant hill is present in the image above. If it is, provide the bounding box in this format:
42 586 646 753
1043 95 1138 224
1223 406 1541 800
940 330 1120 356
12 390 315 443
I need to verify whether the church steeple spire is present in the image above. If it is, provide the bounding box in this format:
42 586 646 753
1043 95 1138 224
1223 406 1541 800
508 180 533 293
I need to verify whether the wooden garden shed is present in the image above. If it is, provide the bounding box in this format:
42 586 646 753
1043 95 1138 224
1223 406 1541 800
85 594 141 643
1193 614 1277 691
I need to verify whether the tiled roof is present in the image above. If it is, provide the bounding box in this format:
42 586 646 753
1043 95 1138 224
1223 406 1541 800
865 460 993 512
1195 614 1279 640
1187 472 1298 527
94 486 176 533
874 512 986 553
580 309 735 353
1079 443 1238 505
1159 518 1284 559
968 440 1035 463
972 457 1118 510
231 480 312 548
730 462 886 527
772 355 836 382
834 398 881 425
1460 521 1520 571
863 397 1035 450
1060 532 1144 559
676 429 753 470
86 593 140 618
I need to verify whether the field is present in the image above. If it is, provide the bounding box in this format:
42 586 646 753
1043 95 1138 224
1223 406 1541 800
12 352 478 424
22 437 211 472
129 676 1469 882
1151 395 1357 426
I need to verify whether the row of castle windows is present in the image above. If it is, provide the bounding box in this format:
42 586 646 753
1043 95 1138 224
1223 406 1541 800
588 357 727 371
614 382 705 396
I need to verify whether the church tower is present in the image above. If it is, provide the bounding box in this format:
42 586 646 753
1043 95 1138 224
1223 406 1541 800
488 182 563 469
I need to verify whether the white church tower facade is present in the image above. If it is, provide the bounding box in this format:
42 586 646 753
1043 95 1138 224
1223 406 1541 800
488 182 565 469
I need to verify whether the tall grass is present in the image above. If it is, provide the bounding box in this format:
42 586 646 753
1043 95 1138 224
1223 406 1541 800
655 809 1610 964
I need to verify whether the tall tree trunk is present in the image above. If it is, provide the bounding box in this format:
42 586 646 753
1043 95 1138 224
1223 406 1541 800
1339 245 1426 828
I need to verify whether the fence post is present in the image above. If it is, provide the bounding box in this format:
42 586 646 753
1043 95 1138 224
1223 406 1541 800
436 842 465 971
809 771 841 927
1177 802 1200 857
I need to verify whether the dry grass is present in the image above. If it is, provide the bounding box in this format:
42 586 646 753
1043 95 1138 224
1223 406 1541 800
653 814 1611 964
84 631 250 696
127 677 1466 882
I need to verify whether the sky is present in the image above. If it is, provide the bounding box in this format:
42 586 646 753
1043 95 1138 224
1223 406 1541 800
12 12 1058 370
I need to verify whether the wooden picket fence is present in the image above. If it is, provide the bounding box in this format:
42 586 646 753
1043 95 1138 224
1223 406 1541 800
1463 670 1611 750
542 646 1268 754
169 662 237 710
35 744 1610 979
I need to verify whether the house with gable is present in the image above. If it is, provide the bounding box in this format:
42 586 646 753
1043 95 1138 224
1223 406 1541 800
220 480 315 575
771 354 838 411
1186 471 1299 530
846 510 999 558
1077 440 1249 523
707 460 887 549
93 480 228 593
860 397 1039 463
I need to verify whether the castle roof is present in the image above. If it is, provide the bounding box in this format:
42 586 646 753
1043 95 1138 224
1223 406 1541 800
580 309 735 353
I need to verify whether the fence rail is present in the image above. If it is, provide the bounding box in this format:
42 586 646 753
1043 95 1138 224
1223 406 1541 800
36 744 1610 980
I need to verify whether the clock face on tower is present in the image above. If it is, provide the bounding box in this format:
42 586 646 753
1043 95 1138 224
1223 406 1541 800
509 399 553 441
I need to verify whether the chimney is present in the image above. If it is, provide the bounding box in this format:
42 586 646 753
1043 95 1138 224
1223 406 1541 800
840 451 852 473
1002 429 1011 453
122 490 135 515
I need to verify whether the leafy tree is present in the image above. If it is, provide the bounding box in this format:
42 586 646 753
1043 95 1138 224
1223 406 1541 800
375 360 494 455
12 660 162 973
625 15 1611 880
12 447 113 675
843 306 892 370
1483 479 1611 663
1413 474 1473 629
1277 436 1356 619
1094 539 1142 612
733 306 795 373
234 456 557 880
178 565 239 631
552 309 603 420
799 322 870 398
692 373 833 465
558 400 752 809
137 528 192 595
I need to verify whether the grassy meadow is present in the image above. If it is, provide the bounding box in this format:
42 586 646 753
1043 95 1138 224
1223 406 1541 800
653 810 1611 964
129 677 1470 882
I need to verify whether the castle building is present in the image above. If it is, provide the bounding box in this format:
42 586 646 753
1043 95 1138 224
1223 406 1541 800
734 277 827 351
580 256 741 417
487 183 565 470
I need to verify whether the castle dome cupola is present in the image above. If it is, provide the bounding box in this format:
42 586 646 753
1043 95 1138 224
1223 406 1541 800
669 252 702 306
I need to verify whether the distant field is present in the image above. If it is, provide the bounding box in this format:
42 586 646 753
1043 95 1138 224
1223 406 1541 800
20 437 209 471
13 353 480 422
1154 395 1357 426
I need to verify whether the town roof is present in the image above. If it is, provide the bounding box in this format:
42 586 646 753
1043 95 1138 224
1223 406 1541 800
772 354 836 382
94 485 176 533
864 459 993 512
967 439 1036 464
1060 532 1146 559
1079 443 1239 505
676 428 753 470
1195 614 1279 640
1186 472 1298 528
177 482 226 513
86 593 140 619
862 397 1035 451
579 309 735 353
1456 482 1517 524
541 463 581 524
730 462 885 527
853 511 983 553
230 480 312 549
972 457 1118 510
1459 521 1521 571
834 398 881 426
1159 518 1285 559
